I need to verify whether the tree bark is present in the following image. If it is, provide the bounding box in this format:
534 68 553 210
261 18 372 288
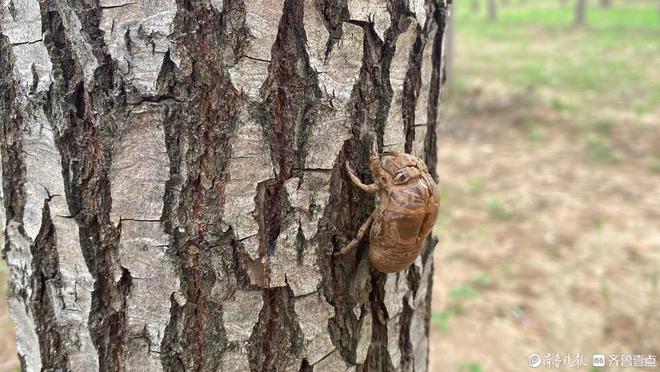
0 0 448 371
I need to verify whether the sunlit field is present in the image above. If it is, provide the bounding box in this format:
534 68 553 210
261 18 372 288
431 1 659 371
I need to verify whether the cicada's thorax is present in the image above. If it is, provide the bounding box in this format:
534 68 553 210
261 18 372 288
368 169 439 273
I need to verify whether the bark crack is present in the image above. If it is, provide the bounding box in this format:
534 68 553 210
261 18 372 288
101 2 139 10
31 201 70 370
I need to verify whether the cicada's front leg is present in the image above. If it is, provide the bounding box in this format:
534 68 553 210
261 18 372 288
368 151 393 189
345 162 380 193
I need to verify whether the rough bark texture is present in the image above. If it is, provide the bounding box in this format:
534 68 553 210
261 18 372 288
0 0 449 371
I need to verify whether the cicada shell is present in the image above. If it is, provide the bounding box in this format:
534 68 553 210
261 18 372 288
335 151 440 273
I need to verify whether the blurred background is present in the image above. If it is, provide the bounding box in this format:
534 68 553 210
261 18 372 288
1 1 659 371
429 0 659 371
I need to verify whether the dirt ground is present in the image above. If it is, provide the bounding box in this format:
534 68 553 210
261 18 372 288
428 85 660 371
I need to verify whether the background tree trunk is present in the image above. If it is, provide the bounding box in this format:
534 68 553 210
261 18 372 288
575 0 587 24
0 0 448 371
471 0 480 13
488 0 498 20
599 0 610 8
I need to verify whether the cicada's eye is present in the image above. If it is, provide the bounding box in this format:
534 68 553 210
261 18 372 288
394 172 408 184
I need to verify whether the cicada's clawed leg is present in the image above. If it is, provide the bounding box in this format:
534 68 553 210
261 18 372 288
345 162 380 193
368 152 393 188
334 212 375 256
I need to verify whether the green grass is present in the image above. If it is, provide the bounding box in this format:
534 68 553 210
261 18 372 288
473 272 493 289
453 1 660 115
454 1 658 166
434 274 496 334
593 215 605 230
432 310 453 332
1 315 12 330
590 118 614 136
601 278 612 312
435 280 488 332
478 5 659 28
448 283 480 300
458 361 484 372
487 196 516 220
527 126 548 142
649 156 660 174
585 132 623 163
468 178 484 194
550 97 572 112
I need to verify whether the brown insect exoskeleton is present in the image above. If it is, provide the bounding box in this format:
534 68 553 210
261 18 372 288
335 151 440 273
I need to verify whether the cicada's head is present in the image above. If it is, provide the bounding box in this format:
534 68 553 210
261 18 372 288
378 151 428 186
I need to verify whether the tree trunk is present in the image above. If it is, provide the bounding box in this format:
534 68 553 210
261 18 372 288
487 0 497 20
599 0 610 8
0 0 448 371
471 0 480 13
575 0 587 24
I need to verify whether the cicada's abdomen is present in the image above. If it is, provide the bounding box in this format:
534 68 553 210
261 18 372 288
368 174 439 273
